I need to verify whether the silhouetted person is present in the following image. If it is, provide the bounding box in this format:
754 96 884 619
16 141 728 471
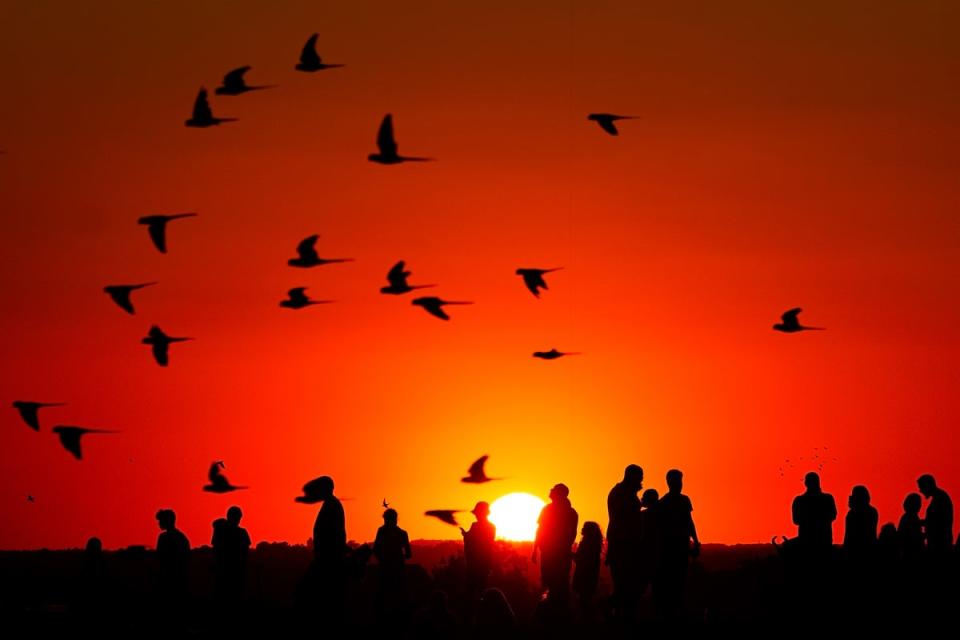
373 508 411 615
638 488 662 600
844 485 878 563
462 501 497 593
917 474 954 557
474 587 515 635
654 469 701 620
308 476 347 619
606 464 643 622
155 509 190 614
78 537 107 613
898 493 925 565
533 483 579 603
573 521 603 623
877 522 899 563
211 506 251 606
792 472 837 555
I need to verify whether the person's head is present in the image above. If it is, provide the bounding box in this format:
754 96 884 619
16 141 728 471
85 537 102 554
581 521 602 542
903 492 922 515
155 508 176 531
549 483 569 503
666 469 683 492
471 501 490 521
804 472 821 492
917 474 937 498
227 505 243 525
383 508 398 525
623 464 644 490
878 523 897 544
641 488 659 508
849 485 871 509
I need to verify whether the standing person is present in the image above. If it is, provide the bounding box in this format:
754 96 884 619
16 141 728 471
572 521 604 622
462 501 497 593
792 472 837 556
637 488 662 600
373 508 412 615
653 469 700 620
155 509 191 616
605 464 643 622
843 486 878 564
532 483 579 603
309 476 347 620
211 506 252 606
917 474 954 557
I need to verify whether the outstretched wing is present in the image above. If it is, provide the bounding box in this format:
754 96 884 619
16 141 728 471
300 33 321 66
192 88 213 121
288 287 309 304
57 429 83 460
152 342 169 366
467 455 488 479
208 461 224 483
107 288 135 314
782 308 802 323
296 235 319 260
223 66 250 89
387 261 408 286
376 114 398 157
147 221 168 253
597 118 619 136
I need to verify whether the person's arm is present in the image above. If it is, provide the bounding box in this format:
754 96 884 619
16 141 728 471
792 497 801 527
404 532 412 560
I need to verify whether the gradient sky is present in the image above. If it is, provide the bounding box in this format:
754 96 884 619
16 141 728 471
1 0 958 549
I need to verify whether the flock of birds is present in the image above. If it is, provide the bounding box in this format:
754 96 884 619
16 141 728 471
10 32 826 517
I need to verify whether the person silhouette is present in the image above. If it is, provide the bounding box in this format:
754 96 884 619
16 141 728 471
211 505 252 606
792 472 837 556
917 474 954 558
77 536 108 614
637 488 662 601
462 501 497 594
373 507 412 615
572 521 603 623
308 476 347 619
653 469 700 620
605 464 643 622
532 483 579 603
843 485 878 563
155 509 190 613
898 493 925 565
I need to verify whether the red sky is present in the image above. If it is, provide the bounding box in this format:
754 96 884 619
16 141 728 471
1 0 958 549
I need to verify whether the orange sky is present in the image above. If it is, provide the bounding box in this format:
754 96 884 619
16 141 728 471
1 0 959 549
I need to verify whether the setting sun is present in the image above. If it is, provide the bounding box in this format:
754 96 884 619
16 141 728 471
489 493 546 541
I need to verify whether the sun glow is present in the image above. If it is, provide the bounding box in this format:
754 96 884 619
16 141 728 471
489 492 546 541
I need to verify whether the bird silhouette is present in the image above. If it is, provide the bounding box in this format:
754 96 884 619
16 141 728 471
295 477 332 504
587 113 638 136
516 268 562 298
425 510 464 527
12 401 65 431
142 325 193 367
773 308 825 333
461 455 502 484
51 426 118 460
368 114 433 164
203 461 247 493
412 297 472 321
185 88 237 127
533 349 581 360
27 495 35 503
295 33 345 72
279 287 333 309
287 235 354 268
382 498 390 509
137 213 197 254
103 282 157 315
214 66 276 95
380 261 435 295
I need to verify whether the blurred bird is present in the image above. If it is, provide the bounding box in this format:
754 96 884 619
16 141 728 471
137 213 197 254
279 287 333 309
52 426 118 460
203 461 247 493
587 113 638 136
27 495 35 503
382 498 390 509
295 477 334 504
12 401 65 431
516 268 562 298
214 66 276 95
295 33 344 72
461 455 502 484
425 510 463 527
533 349 581 360
773 308 825 333
142 325 193 367
103 282 157 315
368 114 433 164
288 235 354 268
185 88 237 127
412 297 472 321
380 261 435 295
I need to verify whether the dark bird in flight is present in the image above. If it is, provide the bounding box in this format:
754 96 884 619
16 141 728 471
533 349 581 360
214 66 276 96
288 235 354 268
773 308 825 333
412 296 472 321
587 113 638 136
425 510 463 527
137 213 197 254
103 282 157 315
368 114 433 164
382 498 390 509
295 33 345 72
51 426 118 460
295 477 334 504
142 325 193 367
380 261 435 295
185 88 237 127
279 287 333 309
27 495 35 503
203 461 247 493
516 267 562 298
462 455 502 484
12 401 65 431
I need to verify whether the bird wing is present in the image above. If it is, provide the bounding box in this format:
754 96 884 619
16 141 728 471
467 455 488 479
147 221 167 253
387 261 408 286
208 461 223 482
223 66 250 89
57 429 83 460
426 304 449 320
376 114 398 157
15 404 40 430
107 288 135 314
192 88 213 121
288 287 309 304
522 275 541 297
300 33 321 66
152 341 169 366
782 308 802 323
425 510 459 526
598 118 619 135
296 235 319 260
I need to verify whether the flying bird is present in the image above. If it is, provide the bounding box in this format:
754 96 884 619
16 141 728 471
382 498 390 509
380 261 435 295
288 235 354 268
412 297 472 321
368 114 433 164
51 426 118 460
587 113 638 136
203 461 247 493
516 268 562 298
142 325 193 367
27 495 35 503
533 349 581 360
185 88 237 127
103 282 157 315
425 510 463 527
280 287 333 309
214 66 276 95
461 455 502 484
12 401 65 431
295 33 345 72
137 213 197 254
773 308 825 333
295 477 332 504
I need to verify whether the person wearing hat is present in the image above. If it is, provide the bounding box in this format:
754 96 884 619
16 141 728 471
462 501 497 593
532 483 579 601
